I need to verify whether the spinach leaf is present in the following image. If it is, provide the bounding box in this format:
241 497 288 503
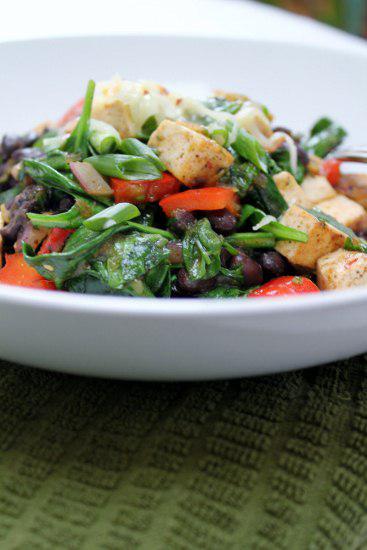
119 138 165 171
221 161 258 198
140 115 158 140
63 80 95 159
271 147 305 183
232 129 268 173
85 154 162 181
183 218 223 281
64 270 129 295
145 263 171 297
93 232 169 289
248 173 288 218
303 118 347 158
23 223 130 288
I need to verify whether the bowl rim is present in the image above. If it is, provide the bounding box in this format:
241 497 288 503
0 33 366 317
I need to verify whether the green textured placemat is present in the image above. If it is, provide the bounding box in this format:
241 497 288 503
0 357 366 549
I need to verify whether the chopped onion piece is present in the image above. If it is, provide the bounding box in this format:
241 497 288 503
70 161 113 197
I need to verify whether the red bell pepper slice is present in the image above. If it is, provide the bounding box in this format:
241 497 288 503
159 187 240 217
248 276 320 298
321 158 342 186
111 173 181 204
38 228 74 255
0 254 56 290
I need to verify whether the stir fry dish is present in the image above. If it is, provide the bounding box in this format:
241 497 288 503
0 77 366 298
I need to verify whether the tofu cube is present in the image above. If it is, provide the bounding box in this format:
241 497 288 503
274 172 313 208
317 195 366 231
317 249 367 290
148 120 234 186
301 175 337 204
275 205 347 269
92 97 135 137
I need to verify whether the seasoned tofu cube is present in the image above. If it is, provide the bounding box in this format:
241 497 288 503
273 172 313 208
317 249 367 290
275 205 346 269
336 173 367 209
301 175 337 205
92 97 135 138
148 120 234 186
317 195 366 231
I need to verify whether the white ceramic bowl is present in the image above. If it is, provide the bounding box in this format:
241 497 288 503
0 35 366 380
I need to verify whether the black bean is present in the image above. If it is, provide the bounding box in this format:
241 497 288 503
206 209 237 234
58 196 75 213
258 251 288 277
167 241 183 264
11 147 44 163
177 268 216 295
170 210 196 234
231 253 263 287
220 248 231 267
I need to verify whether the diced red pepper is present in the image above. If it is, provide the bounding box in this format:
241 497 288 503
38 228 74 255
248 276 320 298
159 187 240 217
57 98 84 128
0 254 56 290
321 159 342 186
111 173 181 205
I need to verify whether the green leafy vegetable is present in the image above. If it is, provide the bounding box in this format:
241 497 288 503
63 80 95 159
93 232 169 290
271 147 305 183
85 154 162 181
83 202 140 231
140 115 158 140
232 129 268 173
23 223 130 288
221 161 258 198
248 173 288 218
303 118 347 158
119 138 165 170
183 218 223 281
88 119 121 154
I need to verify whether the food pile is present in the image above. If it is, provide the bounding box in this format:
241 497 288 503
0 77 366 298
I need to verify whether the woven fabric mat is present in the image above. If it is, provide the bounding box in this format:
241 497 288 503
0 357 366 550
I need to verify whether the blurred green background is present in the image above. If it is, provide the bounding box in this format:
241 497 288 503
257 0 367 36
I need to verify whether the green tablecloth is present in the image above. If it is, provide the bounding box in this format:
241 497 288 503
0 356 366 549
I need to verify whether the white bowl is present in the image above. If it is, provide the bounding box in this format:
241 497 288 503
0 35 366 380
